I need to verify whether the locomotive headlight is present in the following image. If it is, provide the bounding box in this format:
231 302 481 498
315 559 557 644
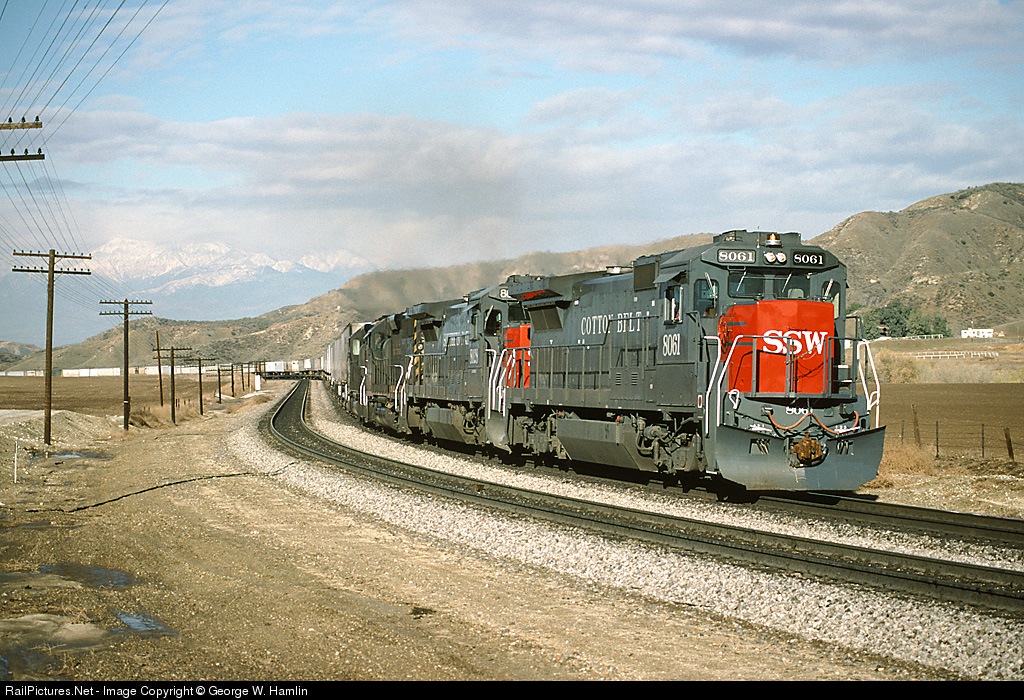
776 252 787 263
764 251 777 263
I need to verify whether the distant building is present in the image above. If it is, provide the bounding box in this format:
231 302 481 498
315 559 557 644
961 328 994 338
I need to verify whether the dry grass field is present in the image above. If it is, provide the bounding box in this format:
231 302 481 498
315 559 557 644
0 375 243 427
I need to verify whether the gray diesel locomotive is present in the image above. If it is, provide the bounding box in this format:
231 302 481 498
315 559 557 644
326 230 885 491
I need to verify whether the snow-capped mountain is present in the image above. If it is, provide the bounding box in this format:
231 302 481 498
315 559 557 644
0 239 373 347
91 239 368 292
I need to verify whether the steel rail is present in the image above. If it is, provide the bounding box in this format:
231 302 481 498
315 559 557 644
265 380 1024 614
759 492 1024 547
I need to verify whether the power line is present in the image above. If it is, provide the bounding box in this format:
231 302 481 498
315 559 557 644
1 2 169 325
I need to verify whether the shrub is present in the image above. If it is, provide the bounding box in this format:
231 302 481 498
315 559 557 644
874 351 920 383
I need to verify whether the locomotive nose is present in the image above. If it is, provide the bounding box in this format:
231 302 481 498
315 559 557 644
791 432 827 467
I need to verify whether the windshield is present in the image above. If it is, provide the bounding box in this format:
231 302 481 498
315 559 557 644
728 271 811 299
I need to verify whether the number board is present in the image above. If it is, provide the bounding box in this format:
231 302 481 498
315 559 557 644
791 250 827 267
716 249 756 264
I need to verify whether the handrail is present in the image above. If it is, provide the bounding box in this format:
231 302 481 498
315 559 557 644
497 350 513 415
393 363 406 408
485 348 500 414
858 340 882 428
403 356 415 406
703 335 722 436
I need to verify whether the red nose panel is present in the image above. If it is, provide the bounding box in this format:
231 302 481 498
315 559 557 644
718 300 834 394
503 324 531 388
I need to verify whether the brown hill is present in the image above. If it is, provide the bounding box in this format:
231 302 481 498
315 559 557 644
0 341 40 368
812 182 1024 329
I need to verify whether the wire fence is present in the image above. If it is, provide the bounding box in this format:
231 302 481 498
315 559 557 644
887 408 1017 461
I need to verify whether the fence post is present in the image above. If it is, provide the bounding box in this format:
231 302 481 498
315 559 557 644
1006 428 1016 463
982 424 985 458
913 404 921 448
935 421 939 459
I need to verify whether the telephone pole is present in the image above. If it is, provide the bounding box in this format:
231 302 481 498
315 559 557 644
216 364 225 403
12 249 91 444
158 346 192 425
100 299 153 431
192 357 216 415
155 330 165 406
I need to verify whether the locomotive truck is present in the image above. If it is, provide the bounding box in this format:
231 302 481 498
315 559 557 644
327 230 884 491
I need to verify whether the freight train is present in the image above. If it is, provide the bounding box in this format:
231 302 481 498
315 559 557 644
324 230 884 491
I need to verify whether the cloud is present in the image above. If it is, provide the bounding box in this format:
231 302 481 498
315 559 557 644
379 0 1024 65
37 69 1022 275
44 111 527 266
526 87 645 125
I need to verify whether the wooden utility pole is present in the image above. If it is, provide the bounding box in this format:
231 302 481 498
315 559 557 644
12 249 91 444
192 357 216 415
159 346 192 425
155 330 165 406
171 348 178 424
100 299 153 430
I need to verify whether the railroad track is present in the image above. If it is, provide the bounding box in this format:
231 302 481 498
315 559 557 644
758 491 1024 548
265 379 1024 614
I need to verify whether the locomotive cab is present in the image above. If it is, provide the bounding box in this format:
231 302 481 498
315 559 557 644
697 231 884 490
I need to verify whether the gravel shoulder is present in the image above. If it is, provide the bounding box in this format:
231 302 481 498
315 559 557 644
0 381 1018 680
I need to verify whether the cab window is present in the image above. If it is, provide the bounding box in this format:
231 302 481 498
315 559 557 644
821 278 841 318
695 278 718 316
664 285 683 323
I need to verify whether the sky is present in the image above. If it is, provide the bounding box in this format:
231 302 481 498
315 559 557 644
1 0 1023 280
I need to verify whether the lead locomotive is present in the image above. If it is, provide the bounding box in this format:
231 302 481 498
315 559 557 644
326 230 884 491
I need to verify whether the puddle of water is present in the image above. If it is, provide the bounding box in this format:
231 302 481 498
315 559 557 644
0 567 172 680
0 647 60 681
0 614 108 681
0 609 176 679
25 450 112 464
0 571 80 593
54 451 111 460
15 521 78 531
112 610 174 636
38 563 133 589
0 571 38 587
